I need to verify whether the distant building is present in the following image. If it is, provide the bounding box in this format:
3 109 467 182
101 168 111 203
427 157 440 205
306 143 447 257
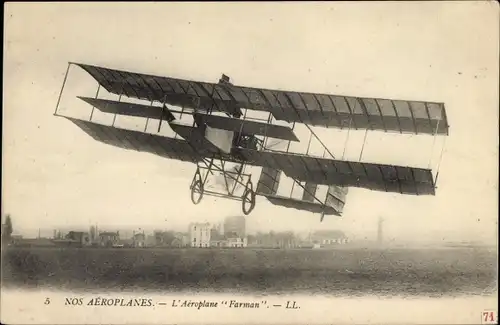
132 233 146 247
214 222 224 236
247 233 278 248
119 238 134 247
224 231 247 248
99 231 120 247
170 232 189 248
145 235 156 247
89 226 98 243
189 223 211 248
223 216 246 238
210 229 247 248
310 230 349 246
64 231 92 247
209 228 226 247
247 231 298 248
226 236 247 248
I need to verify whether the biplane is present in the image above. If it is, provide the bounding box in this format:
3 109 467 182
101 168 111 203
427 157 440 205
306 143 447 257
54 62 449 222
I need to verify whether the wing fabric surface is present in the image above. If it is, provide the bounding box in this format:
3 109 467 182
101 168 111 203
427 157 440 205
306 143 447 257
75 62 449 135
256 167 282 196
75 63 241 117
77 97 299 142
65 117 203 162
326 185 348 213
238 149 435 196
66 117 435 196
255 168 345 216
264 196 342 216
193 112 299 141
78 96 170 120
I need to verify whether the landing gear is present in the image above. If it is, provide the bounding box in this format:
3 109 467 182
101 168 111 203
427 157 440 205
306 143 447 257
190 169 204 205
188 157 257 215
242 180 256 215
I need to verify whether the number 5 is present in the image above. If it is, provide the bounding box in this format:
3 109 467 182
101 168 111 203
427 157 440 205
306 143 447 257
44 298 50 305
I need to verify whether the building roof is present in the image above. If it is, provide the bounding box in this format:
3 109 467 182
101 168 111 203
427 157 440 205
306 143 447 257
100 231 119 236
188 222 211 231
209 230 245 242
311 230 346 239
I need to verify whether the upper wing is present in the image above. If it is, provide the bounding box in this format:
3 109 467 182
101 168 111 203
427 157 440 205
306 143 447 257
75 63 242 117
74 62 449 135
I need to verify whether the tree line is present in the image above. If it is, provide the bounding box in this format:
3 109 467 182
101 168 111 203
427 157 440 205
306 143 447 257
1 214 13 245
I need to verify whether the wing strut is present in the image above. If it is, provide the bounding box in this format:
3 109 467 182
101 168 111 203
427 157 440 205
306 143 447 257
54 62 71 116
89 84 101 121
285 92 338 160
263 112 273 149
434 136 447 184
158 100 165 133
358 129 368 161
144 100 154 132
342 118 352 159
157 95 168 133
427 118 441 168
112 89 123 127
301 117 337 160
235 107 248 147
286 122 296 153
306 132 313 155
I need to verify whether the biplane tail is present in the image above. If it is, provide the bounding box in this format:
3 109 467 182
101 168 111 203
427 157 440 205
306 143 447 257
256 167 348 221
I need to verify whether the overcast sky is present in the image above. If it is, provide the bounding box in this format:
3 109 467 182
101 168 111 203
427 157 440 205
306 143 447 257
3 2 498 243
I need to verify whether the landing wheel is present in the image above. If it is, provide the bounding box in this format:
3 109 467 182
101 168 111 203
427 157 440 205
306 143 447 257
191 178 204 205
242 181 256 215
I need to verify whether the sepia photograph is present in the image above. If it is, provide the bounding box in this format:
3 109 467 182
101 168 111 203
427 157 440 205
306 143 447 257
2 2 498 324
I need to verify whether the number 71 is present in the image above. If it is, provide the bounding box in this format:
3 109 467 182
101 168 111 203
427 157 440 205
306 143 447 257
483 311 496 323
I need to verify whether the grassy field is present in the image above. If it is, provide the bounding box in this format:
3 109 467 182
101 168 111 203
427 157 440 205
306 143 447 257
1 246 496 297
